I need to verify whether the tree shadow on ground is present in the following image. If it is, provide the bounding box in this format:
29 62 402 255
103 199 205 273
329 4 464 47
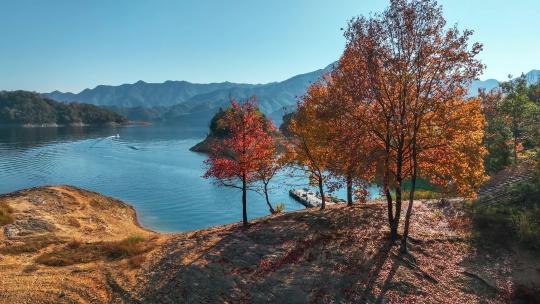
136 202 475 303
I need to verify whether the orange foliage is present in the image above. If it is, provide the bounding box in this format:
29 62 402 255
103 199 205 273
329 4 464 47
292 0 486 252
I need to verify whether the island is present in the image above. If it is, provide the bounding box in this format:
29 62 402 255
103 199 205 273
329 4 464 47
190 106 283 153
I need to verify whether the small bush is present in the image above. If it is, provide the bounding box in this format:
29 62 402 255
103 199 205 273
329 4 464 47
22 264 39 273
103 235 147 259
66 239 82 249
511 211 540 245
36 235 150 267
0 202 14 226
0 237 60 255
66 217 81 228
128 254 146 268
473 176 540 250
36 243 103 266
274 203 285 214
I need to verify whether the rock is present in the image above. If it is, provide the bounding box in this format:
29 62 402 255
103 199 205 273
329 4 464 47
28 196 47 205
3 218 56 238
3 225 21 238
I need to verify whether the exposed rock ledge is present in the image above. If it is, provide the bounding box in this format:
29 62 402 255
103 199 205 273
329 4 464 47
1 186 539 303
189 136 219 153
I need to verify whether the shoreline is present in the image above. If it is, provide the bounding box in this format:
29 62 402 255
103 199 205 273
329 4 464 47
1 185 538 302
0 121 151 129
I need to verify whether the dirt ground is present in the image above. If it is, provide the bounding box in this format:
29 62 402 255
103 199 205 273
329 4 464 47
1 186 539 303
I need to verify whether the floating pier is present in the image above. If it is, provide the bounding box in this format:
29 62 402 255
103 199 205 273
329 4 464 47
289 189 344 208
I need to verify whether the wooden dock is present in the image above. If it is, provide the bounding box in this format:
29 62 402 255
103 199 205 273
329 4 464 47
289 189 344 208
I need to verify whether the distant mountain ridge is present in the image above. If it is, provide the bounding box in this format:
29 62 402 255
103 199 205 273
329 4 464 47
525 70 540 84
44 64 334 125
46 80 259 108
43 66 538 126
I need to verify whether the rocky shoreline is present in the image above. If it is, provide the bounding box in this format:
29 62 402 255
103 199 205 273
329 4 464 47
189 136 219 153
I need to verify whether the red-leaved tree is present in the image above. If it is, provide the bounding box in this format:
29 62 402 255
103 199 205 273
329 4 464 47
203 97 277 227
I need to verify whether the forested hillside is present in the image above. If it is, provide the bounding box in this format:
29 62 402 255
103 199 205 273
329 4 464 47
0 91 127 126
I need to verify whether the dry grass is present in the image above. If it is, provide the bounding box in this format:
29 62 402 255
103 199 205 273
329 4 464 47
128 254 147 268
22 264 39 273
0 186 157 303
36 235 151 267
0 236 61 255
103 234 148 259
0 201 14 226
66 217 81 228
3 185 539 303
36 242 103 266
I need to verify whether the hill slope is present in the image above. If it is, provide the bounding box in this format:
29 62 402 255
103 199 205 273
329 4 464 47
0 91 127 126
0 186 156 303
1 186 539 303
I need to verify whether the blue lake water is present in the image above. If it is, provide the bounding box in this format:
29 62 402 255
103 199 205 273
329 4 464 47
0 125 379 232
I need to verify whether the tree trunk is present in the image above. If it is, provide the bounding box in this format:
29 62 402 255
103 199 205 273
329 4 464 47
318 175 326 210
383 129 397 240
263 182 275 214
392 183 402 241
513 134 518 164
242 175 248 227
346 174 353 206
385 187 395 239
400 179 416 253
392 136 405 241
392 165 403 239
401 138 418 253
512 116 519 164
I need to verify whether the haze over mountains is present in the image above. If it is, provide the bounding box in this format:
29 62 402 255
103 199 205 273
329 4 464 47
43 66 539 126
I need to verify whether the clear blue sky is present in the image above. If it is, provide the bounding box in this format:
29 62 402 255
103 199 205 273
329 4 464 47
1 0 538 93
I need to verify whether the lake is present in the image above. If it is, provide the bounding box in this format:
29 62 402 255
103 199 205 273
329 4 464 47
0 125 379 232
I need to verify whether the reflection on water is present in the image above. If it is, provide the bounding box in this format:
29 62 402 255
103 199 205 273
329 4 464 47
0 125 378 232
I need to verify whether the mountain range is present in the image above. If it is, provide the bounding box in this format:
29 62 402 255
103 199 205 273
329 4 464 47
43 66 539 127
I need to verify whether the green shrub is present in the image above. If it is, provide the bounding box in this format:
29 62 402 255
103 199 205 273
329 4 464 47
511 210 540 246
473 172 540 250
390 189 445 201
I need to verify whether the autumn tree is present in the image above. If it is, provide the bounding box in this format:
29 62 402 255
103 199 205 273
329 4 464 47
323 74 376 206
288 84 335 210
204 97 278 227
254 141 287 214
338 0 485 252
